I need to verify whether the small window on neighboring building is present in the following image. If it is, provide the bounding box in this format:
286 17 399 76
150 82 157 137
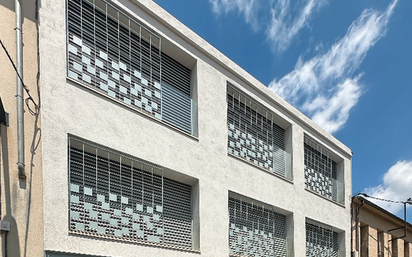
66 0 197 135
304 135 344 204
227 85 292 179
68 136 195 250
228 192 290 256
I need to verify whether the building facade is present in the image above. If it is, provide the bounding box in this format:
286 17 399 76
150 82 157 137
0 0 353 256
352 196 412 257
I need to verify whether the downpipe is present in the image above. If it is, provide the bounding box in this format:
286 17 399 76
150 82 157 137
15 0 26 179
356 200 364 252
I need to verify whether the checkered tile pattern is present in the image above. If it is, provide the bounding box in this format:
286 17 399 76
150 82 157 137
68 138 193 249
227 91 286 177
304 139 338 201
68 34 162 120
67 0 195 134
229 197 287 257
306 222 339 257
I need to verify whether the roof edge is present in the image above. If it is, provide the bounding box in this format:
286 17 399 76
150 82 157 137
126 0 352 157
353 196 412 230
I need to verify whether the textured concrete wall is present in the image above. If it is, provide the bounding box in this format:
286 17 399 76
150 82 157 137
0 0 44 257
361 226 369 257
405 242 412 257
369 227 378 257
38 0 352 256
361 226 379 257
383 233 392 257
394 238 405 257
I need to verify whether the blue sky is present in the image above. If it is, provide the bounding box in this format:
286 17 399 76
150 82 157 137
153 0 412 221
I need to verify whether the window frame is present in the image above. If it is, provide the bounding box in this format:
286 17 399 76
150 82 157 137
226 84 292 180
67 135 199 252
65 0 198 137
304 134 345 205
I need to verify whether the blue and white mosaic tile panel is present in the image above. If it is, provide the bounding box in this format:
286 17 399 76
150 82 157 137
306 222 339 257
227 90 287 177
68 138 193 249
229 197 287 257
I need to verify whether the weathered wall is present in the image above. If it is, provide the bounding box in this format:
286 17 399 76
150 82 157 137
0 0 43 256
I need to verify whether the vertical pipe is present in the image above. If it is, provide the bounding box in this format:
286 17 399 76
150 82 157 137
404 202 407 238
15 0 25 178
356 200 364 252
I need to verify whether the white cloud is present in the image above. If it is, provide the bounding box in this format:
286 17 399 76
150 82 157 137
266 0 327 52
210 0 326 51
210 0 398 133
309 77 361 134
269 0 398 134
365 160 412 215
209 0 260 30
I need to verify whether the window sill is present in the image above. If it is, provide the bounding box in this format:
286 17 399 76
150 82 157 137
66 77 199 142
228 153 293 184
69 230 201 254
304 188 345 208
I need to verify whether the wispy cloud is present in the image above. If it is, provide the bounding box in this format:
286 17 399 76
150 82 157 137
209 0 260 30
266 0 327 52
269 0 398 134
365 160 412 215
210 0 398 133
209 0 325 51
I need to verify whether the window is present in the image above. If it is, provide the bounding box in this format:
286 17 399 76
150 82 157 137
306 220 341 257
304 136 344 204
228 193 289 256
66 0 197 135
227 85 291 179
68 136 194 250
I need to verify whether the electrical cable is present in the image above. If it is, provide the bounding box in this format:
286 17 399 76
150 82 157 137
355 192 412 205
0 38 40 116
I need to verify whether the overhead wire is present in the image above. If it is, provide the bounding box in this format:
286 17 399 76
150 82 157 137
0 38 40 116
354 192 412 205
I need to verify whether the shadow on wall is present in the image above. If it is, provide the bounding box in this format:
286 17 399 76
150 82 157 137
0 0 37 23
1 0 42 256
23 110 41 257
0 114 41 257
1 126 21 257
361 232 392 257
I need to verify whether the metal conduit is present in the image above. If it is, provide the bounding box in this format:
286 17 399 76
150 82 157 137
15 0 26 178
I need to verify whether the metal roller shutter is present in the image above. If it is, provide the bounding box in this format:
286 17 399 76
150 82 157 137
306 222 339 257
304 136 338 202
227 85 287 177
68 137 193 250
67 0 193 134
229 196 287 257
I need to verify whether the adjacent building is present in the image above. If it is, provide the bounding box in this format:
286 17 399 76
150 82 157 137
0 0 353 256
352 195 412 257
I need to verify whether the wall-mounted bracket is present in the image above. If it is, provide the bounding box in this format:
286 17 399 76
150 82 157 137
388 200 412 241
0 221 10 232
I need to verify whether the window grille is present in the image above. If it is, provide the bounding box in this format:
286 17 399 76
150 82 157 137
227 85 291 179
304 136 342 203
306 221 339 257
66 0 195 135
228 195 287 257
68 137 193 250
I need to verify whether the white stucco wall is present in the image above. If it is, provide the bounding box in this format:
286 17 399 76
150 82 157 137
39 0 352 256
